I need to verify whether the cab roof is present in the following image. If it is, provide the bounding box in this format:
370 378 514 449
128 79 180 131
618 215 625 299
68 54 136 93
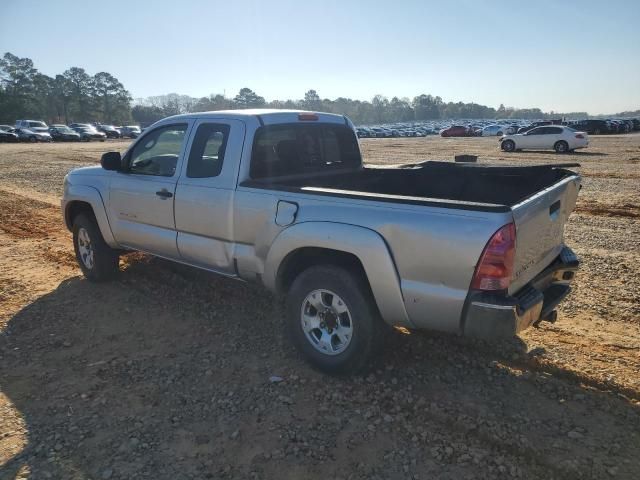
160 109 350 126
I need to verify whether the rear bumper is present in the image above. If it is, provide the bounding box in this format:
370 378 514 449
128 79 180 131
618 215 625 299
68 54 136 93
462 246 579 338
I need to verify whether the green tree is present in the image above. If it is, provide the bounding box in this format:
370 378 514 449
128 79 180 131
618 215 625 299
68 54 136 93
92 72 132 124
302 89 321 110
63 67 93 121
233 87 265 108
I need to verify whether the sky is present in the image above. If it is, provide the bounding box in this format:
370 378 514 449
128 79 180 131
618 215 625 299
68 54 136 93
1 0 639 115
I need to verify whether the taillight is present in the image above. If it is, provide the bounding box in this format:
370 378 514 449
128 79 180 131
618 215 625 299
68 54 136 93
471 223 516 291
575 134 584 139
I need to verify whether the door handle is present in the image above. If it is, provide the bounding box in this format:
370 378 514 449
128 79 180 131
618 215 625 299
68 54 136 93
156 189 173 199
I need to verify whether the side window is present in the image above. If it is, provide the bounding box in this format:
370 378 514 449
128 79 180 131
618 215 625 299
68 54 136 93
528 127 543 135
128 124 187 177
187 123 230 178
549 127 563 134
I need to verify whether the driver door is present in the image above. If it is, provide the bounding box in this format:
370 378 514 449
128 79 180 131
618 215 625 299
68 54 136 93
107 122 192 258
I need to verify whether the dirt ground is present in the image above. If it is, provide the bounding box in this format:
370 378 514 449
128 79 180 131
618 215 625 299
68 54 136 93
0 135 638 480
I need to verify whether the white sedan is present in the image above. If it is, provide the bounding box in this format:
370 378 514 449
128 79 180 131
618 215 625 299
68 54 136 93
499 125 589 153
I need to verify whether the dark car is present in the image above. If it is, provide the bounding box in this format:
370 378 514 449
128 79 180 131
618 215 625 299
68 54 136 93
0 129 20 142
96 124 122 138
12 128 53 142
570 120 611 135
440 125 472 137
71 125 106 142
49 125 81 141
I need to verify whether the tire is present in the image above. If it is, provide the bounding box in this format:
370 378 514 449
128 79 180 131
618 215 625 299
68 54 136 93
29 136 37 143
554 141 569 153
594 129 601 135
72 213 119 282
286 265 385 374
501 139 515 152
497 131 503 137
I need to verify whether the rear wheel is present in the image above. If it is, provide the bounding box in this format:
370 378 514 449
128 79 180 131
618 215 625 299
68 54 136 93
554 141 569 153
29 136 37 143
501 139 515 152
72 214 119 282
286 265 385 374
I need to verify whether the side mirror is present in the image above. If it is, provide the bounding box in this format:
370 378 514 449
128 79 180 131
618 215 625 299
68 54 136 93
101 151 122 171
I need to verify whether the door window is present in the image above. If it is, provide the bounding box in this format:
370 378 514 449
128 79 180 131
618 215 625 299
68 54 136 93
187 123 230 178
128 124 188 177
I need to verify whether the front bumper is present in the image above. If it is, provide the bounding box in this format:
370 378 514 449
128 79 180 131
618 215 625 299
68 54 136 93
462 246 579 338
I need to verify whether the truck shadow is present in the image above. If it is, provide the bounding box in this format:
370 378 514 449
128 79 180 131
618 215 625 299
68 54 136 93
1 258 638 479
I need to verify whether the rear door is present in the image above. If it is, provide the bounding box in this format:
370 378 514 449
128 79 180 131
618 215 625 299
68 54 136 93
546 126 564 147
509 172 581 293
174 118 246 274
108 122 191 258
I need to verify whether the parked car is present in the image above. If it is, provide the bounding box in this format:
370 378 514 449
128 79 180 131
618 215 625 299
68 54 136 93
12 127 53 142
71 125 106 142
0 129 20 142
62 110 581 373
119 125 141 138
69 123 91 129
480 125 506 137
500 126 588 153
440 125 472 137
0 124 14 132
15 120 49 133
97 124 122 138
49 125 81 141
569 120 610 135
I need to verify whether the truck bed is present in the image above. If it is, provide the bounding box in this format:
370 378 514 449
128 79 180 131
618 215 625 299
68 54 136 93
245 161 578 210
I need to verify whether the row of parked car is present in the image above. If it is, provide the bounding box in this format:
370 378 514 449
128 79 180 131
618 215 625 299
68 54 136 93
356 118 640 139
439 118 640 138
0 120 142 143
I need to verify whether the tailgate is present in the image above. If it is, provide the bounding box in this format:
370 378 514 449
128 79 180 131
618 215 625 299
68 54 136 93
509 174 581 294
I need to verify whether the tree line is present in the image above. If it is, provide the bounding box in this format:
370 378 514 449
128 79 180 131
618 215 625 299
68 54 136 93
1 51 597 127
133 89 590 126
0 53 132 125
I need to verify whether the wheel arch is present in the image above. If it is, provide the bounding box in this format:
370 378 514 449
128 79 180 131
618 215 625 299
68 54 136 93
63 185 118 247
265 222 413 328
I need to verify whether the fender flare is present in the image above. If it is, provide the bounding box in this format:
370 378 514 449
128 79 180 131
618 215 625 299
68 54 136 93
264 222 412 328
63 184 118 248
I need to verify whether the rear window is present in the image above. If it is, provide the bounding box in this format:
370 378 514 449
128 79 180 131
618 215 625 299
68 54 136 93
250 124 361 179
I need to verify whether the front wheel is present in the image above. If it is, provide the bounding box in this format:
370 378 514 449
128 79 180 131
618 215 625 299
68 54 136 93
73 214 119 282
286 265 385 374
501 139 515 152
554 141 569 153
29 136 37 143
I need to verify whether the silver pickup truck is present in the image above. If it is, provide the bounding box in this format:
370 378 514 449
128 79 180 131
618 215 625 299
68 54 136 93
62 110 580 372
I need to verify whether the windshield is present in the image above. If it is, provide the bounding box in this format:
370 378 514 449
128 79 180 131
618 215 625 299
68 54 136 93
28 121 47 128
